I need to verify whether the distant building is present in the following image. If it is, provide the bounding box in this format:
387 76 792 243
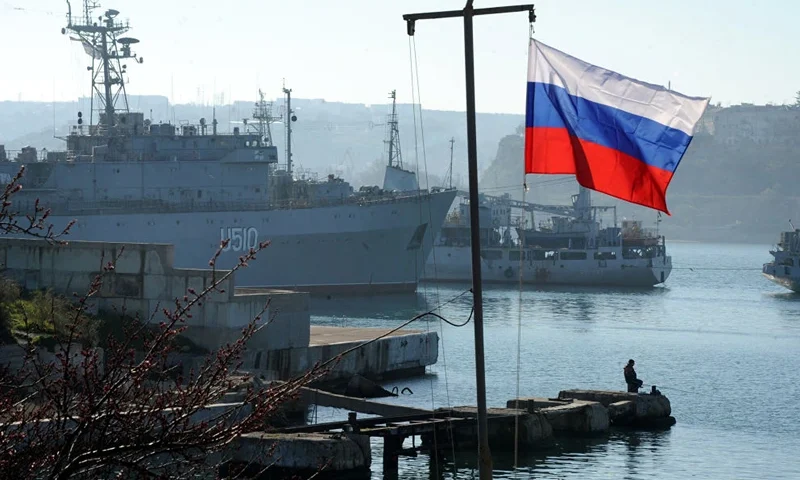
702 103 800 146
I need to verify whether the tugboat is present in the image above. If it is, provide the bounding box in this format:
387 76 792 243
762 227 800 292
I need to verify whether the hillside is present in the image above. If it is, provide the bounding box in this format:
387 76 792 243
0 96 521 190
479 104 800 244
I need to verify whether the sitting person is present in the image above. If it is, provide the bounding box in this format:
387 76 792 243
624 359 644 393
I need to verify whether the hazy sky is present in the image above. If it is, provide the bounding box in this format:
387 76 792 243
1 0 797 114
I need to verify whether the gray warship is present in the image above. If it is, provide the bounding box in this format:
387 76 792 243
762 227 800 293
0 1 457 294
423 187 672 287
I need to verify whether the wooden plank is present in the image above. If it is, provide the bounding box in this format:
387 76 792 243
299 386 432 418
361 418 467 437
273 412 448 434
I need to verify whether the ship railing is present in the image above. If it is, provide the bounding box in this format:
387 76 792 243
621 226 659 240
18 189 443 216
2 150 36 163
0 149 63 164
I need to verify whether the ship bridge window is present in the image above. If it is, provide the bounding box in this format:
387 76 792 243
623 245 664 259
509 250 528 261
594 251 617 260
480 250 503 260
560 251 587 260
530 250 558 260
529 250 547 261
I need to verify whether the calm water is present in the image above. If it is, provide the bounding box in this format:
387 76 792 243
309 242 800 479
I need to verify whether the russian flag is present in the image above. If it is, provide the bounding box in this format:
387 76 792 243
524 39 710 214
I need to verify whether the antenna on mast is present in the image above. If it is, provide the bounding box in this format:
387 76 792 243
446 137 455 189
282 82 296 175
250 89 280 146
62 0 143 137
385 90 403 169
212 105 218 136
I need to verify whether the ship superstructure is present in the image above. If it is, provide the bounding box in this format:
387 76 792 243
423 187 672 287
0 1 456 294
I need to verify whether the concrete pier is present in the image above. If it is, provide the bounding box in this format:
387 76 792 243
242 326 438 383
558 389 675 428
0 239 307 352
0 238 438 385
433 406 553 450
223 432 371 479
507 397 609 434
508 390 675 432
264 387 678 478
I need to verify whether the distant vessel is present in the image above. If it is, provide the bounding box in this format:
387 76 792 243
762 228 800 292
423 187 672 287
0 1 456 294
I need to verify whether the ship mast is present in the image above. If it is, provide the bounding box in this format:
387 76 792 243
251 89 280 147
282 83 296 175
447 136 455 189
62 0 143 136
573 186 592 221
385 90 403 169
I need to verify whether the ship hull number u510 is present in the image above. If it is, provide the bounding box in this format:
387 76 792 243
220 227 258 252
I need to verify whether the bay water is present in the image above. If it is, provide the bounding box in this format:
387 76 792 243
309 242 800 479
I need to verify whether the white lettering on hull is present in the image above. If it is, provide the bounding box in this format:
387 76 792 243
220 227 258 252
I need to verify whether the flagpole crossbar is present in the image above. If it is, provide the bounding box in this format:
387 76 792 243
400 3 535 480
403 4 536 35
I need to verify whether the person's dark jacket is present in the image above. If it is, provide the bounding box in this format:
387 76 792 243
624 364 643 392
624 365 637 384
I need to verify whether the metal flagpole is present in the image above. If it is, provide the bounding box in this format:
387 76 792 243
403 3 536 479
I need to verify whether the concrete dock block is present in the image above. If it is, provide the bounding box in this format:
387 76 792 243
608 400 635 424
169 275 186 300
445 406 553 448
506 397 566 410
143 274 166 300
540 400 609 433
186 275 205 299
558 389 674 427
144 249 166 275
113 249 142 274
8 246 40 270
0 239 432 381
230 432 371 473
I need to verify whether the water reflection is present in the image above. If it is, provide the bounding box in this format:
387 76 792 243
310 292 430 323
405 429 672 480
765 291 800 302
309 282 670 328
306 242 800 479
764 291 800 332
618 430 671 479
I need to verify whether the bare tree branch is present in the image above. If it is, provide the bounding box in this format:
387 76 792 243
0 233 329 479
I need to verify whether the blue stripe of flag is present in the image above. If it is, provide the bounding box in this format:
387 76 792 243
525 82 694 173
